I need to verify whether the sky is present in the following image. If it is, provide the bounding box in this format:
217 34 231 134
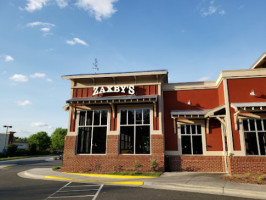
1 0 266 137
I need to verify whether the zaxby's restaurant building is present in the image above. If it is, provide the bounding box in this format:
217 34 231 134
62 53 266 174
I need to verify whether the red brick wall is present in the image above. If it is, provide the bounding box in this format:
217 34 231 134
167 155 225 172
62 134 165 173
227 156 266 174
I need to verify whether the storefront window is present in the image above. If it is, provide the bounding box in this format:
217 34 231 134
180 124 203 155
120 109 150 154
77 110 107 154
243 119 266 155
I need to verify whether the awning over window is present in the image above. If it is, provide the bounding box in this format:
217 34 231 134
231 102 266 111
66 95 157 105
171 109 210 118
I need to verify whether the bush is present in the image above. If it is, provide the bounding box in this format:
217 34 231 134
28 143 37 155
7 144 18 157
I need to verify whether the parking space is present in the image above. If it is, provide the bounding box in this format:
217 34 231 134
45 182 103 200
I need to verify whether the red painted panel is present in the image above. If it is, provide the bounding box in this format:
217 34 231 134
228 77 266 103
110 108 117 131
82 88 87 98
70 110 76 132
76 88 82 98
206 119 223 151
150 85 156 95
218 81 225 105
164 89 220 151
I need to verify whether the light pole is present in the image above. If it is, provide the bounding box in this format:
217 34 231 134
3 125 12 153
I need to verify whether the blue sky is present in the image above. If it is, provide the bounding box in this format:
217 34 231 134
1 0 266 137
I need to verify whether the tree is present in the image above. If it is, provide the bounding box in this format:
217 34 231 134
28 132 51 152
51 128 67 152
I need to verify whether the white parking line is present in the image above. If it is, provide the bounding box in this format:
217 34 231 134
45 182 104 199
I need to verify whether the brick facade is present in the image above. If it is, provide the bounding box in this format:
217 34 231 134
62 134 165 173
167 155 225 172
227 156 266 174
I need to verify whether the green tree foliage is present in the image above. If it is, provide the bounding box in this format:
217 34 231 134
7 144 18 156
28 132 51 152
51 128 67 152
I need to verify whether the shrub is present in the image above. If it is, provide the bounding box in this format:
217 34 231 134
133 161 142 172
7 144 18 157
150 160 159 172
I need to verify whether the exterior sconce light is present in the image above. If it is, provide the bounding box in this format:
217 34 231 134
250 90 256 96
187 100 191 105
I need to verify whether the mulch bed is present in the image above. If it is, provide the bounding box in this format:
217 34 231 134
222 173 266 185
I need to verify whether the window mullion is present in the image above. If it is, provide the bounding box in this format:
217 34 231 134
255 120 261 155
134 110 136 154
90 111 94 154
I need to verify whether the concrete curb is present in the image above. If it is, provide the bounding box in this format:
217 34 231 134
18 170 144 186
143 182 266 200
18 169 266 200
0 165 13 169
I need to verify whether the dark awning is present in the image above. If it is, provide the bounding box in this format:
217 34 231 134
66 95 157 105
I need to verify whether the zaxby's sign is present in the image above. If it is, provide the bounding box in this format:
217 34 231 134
93 85 135 96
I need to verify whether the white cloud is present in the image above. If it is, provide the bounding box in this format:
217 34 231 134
27 21 55 27
30 73 46 78
40 27 50 32
17 100 32 106
219 10 226 15
24 0 49 12
201 6 217 17
5 55 14 62
46 78 53 82
66 37 88 46
75 0 118 21
31 122 48 127
56 0 68 8
200 1 226 17
10 74 28 82
198 76 211 81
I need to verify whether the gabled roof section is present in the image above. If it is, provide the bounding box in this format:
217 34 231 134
250 52 266 69
62 69 168 80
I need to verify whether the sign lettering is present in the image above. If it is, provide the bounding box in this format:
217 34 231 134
93 85 135 96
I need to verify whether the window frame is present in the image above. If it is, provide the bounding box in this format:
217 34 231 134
76 109 108 155
242 118 266 156
180 124 203 155
119 108 151 155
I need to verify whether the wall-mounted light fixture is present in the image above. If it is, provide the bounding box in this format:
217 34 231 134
187 100 191 105
250 90 256 96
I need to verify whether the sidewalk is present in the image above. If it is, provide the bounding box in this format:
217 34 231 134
18 168 266 200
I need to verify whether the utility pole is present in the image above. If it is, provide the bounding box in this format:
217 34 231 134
92 58 99 74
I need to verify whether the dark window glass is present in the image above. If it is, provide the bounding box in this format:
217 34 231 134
258 132 266 155
136 109 142 124
92 127 107 154
101 110 107 125
79 111 86 126
143 109 150 124
86 111 93 126
186 125 191 134
120 126 134 154
181 136 191 154
245 132 258 155
263 120 266 131
193 136 203 154
94 110 100 125
191 125 196 134
121 110 127 125
249 119 255 131
243 120 249 131
181 125 185 134
77 127 92 154
128 110 134 124
256 120 262 131
136 126 150 154
197 125 201 134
